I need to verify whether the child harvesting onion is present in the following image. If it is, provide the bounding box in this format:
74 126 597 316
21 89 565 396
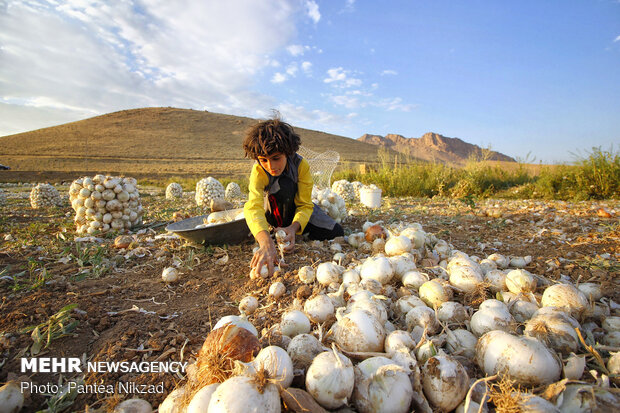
243 116 344 277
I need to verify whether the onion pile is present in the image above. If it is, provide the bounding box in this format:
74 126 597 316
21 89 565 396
312 187 347 223
157 212 619 413
30 183 62 208
225 182 243 201
165 182 183 199
351 181 364 200
332 179 357 203
69 175 143 235
195 177 225 207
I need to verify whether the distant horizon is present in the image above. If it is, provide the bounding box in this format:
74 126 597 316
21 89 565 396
1 1 618 164
1 104 614 166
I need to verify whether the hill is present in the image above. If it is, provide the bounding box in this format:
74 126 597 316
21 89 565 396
0 107 404 182
358 132 516 164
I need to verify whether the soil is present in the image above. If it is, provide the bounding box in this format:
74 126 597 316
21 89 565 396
0 185 618 412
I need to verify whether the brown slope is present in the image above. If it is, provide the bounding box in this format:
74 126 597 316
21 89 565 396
0 107 402 180
359 132 516 164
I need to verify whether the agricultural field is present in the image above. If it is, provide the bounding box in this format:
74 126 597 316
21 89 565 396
0 181 619 412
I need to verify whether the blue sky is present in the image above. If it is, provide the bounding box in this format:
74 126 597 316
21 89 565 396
1 0 619 163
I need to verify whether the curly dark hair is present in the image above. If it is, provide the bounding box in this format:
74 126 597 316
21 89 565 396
242 116 301 160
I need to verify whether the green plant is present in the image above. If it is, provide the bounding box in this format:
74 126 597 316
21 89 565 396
40 376 83 413
20 303 79 355
66 242 110 279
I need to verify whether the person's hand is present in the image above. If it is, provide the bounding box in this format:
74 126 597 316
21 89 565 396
275 222 300 253
251 230 278 276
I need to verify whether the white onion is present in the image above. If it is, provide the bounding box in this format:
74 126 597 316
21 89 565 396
470 299 514 337
316 262 341 285
252 345 294 388
476 330 561 385
331 309 385 352
449 265 484 293
401 271 429 291
0 382 24 413
208 375 280 413
280 310 311 337
577 282 603 301
342 268 361 286
422 355 469 412
384 330 416 355
419 280 451 308
487 253 510 268
298 266 316 284
385 235 412 256
287 334 325 371
304 294 335 323
445 329 477 358
405 306 439 334
347 292 388 324
541 283 589 317
437 301 469 324
484 269 507 293
388 255 417 281
393 295 427 318
161 267 179 283
524 309 580 355
213 315 258 336
187 384 219 413
360 256 393 285
158 387 186 413
505 269 537 294
306 347 355 409
269 282 286 299
239 296 259 315
353 359 413 413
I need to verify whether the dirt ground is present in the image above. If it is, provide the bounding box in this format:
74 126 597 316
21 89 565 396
0 183 618 412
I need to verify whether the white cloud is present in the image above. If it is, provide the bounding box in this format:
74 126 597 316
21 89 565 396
271 72 287 83
286 63 298 77
287 44 307 56
305 1 321 23
0 0 308 135
381 69 398 76
614 35 620 42
330 95 361 109
323 67 362 88
277 102 353 129
301 61 313 74
375 97 415 112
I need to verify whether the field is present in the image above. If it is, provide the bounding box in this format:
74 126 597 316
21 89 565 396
0 180 618 412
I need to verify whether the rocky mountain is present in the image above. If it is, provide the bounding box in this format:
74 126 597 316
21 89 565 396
358 132 516 164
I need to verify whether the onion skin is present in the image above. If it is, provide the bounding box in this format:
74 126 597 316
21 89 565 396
421 355 469 412
365 225 387 242
196 324 261 385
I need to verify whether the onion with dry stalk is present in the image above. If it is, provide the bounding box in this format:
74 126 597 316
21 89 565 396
524 308 580 355
305 346 355 409
476 330 561 386
207 375 281 413
422 355 469 412
353 357 413 413
505 269 537 294
187 384 219 413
